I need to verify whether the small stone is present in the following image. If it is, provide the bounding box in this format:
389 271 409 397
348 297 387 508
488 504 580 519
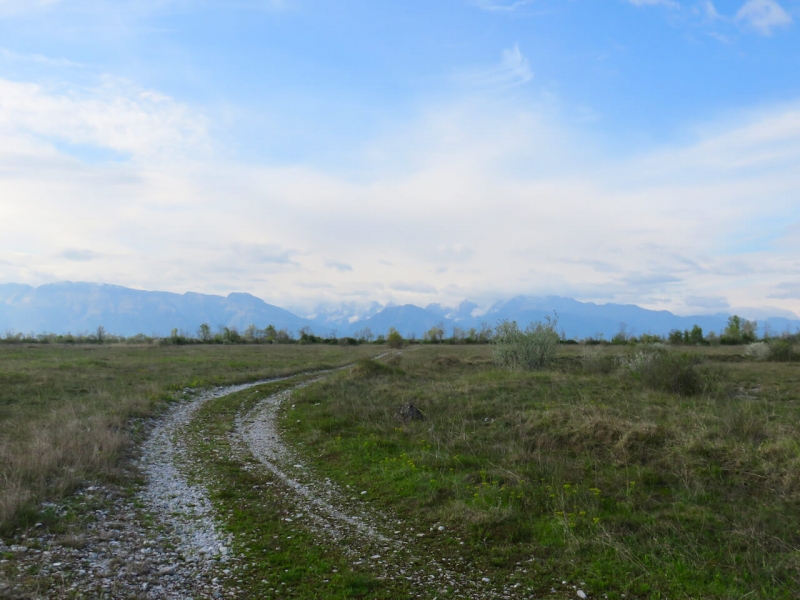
396 403 425 423
577 591 588 599
482 577 490 583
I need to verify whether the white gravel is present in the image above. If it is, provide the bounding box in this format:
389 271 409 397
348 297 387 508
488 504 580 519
139 379 289 564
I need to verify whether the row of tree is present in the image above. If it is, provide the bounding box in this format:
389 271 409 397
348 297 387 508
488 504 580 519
1 315 796 346
609 315 772 346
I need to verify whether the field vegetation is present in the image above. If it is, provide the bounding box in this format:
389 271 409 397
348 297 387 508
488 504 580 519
4 321 800 598
286 343 800 598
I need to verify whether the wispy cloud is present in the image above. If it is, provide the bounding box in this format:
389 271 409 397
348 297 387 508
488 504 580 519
702 1 722 20
58 248 100 262
457 45 532 87
471 0 535 12
684 295 730 309
325 261 353 272
0 47 85 68
736 0 792 35
0 77 208 159
230 243 298 266
627 0 680 8
390 282 437 294
769 281 800 299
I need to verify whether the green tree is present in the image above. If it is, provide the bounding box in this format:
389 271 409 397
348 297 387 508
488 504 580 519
689 324 704 344
424 323 445 343
668 329 684 345
387 327 404 348
198 323 211 342
724 315 743 344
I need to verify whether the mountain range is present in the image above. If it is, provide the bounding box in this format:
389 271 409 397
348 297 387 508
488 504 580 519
2 282 799 340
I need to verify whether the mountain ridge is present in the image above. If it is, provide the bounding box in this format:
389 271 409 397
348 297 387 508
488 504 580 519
1 281 798 340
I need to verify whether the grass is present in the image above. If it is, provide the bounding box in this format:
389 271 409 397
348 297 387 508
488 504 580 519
285 344 800 598
5 341 800 598
0 343 378 532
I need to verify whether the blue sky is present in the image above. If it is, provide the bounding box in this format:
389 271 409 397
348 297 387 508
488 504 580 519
0 0 799 318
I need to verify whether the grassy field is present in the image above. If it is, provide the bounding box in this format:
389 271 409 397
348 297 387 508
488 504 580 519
284 344 800 598
0 343 379 531
3 342 800 598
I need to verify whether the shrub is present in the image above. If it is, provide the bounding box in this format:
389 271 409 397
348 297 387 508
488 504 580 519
768 339 795 362
619 346 707 395
492 317 559 371
744 342 771 361
744 340 796 361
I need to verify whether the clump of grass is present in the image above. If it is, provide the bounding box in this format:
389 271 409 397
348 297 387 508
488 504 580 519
350 357 402 379
432 354 462 368
580 345 614 373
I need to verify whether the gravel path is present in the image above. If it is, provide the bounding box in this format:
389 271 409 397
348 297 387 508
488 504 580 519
0 379 285 599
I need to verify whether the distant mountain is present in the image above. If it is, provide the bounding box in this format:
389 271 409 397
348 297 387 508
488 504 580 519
340 304 448 339
2 283 799 340
0 282 326 337
301 300 384 332
336 295 800 340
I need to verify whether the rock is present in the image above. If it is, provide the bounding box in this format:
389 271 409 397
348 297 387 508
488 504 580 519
396 403 425 423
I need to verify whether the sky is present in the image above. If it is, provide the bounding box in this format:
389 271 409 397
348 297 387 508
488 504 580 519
1 0 799 318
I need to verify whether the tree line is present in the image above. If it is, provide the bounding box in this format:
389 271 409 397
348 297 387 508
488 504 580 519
1 314 796 346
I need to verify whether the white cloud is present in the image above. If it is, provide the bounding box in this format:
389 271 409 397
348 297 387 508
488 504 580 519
457 45 532 88
1 71 800 315
736 0 792 35
0 77 208 159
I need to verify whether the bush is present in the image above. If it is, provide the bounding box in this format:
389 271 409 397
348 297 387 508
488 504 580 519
619 346 707 395
744 342 771 361
768 339 795 362
492 317 559 371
